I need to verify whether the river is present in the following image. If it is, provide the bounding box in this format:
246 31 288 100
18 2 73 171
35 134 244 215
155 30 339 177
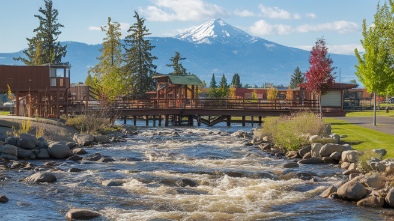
0 123 393 220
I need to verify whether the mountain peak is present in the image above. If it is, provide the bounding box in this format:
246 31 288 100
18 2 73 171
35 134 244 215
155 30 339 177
175 18 256 45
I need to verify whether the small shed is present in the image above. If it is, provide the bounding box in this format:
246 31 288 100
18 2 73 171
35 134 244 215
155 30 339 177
152 74 202 108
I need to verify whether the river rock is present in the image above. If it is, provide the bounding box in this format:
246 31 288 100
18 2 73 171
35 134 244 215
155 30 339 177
286 151 300 159
329 133 341 144
73 134 94 146
72 148 87 155
298 145 311 157
309 135 321 142
48 142 72 159
320 144 350 157
337 178 368 201
385 188 394 207
302 152 311 159
323 124 332 135
176 178 198 187
16 147 35 159
360 173 385 189
372 148 387 158
341 162 351 169
102 179 128 187
65 208 101 220
37 137 49 149
67 155 83 161
341 150 363 163
320 186 337 198
5 136 17 146
283 162 299 168
37 148 50 159
0 195 9 203
311 143 323 157
94 135 110 144
259 143 271 151
329 152 342 161
17 133 38 150
66 142 78 149
357 195 385 208
298 157 325 164
322 157 337 164
0 144 18 156
0 153 18 160
68 168 84 172
0 132 6 142
25 172 57 183
342 169 360 176
83 153 102 161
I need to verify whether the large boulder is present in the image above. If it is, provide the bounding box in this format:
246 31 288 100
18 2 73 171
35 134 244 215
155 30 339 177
319 144 351 157
329 133 341 144
357 195 385 208
0 144 18 156
16 147 35 159
37 148 50 159
17 133 38 150
65 208 101 220
48 142 72 159
5 136 18 146
360 173 385 189
25 172 57 183
385 188 394 207
341 150 363 163
298 145 311 157
337 178 368 201
298 157 325 164
311 143 323 157
73 134 94 146
94 135 110 144
37 137 49 149
320 186 337 198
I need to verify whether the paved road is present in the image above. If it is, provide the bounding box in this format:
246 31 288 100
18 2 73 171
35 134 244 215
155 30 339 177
332 116 394 135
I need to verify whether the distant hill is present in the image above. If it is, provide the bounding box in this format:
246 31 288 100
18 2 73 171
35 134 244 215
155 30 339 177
0 18 358 86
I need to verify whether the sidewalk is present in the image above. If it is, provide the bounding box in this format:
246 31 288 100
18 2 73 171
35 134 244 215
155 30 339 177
333 116 394 135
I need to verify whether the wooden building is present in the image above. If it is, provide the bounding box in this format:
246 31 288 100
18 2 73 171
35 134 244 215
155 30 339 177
0 64 71 118
152 74 202 108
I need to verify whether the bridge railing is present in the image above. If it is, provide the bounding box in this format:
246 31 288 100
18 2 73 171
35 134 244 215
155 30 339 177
110 98 320 111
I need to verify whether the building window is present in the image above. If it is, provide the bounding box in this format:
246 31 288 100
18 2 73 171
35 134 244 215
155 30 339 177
51 78 56 86
59 78 64 87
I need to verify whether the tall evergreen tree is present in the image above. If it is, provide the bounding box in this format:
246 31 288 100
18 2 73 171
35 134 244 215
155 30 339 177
166 51 188 75
207 73 217 98
14 0 66 65
123 11 157 98
218 74 229 97
231 73 242 88
89 17 125 103
289 67 304 89
355 1 394 125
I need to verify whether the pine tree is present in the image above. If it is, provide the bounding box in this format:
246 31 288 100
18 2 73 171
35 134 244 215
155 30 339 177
207 73 217 98
289 67 304 89
231 73 242 88
301 37 335 118
14 0 67 65
218 74 229 97
166 52 188 75
123 11 157 98
89 17 125 103
355 2 394 125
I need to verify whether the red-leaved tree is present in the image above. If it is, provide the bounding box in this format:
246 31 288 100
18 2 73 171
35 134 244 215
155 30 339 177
301 37 335 118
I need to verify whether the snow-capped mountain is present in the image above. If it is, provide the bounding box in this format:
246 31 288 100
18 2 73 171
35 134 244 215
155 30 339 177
175 18 257 45
0 18 358 86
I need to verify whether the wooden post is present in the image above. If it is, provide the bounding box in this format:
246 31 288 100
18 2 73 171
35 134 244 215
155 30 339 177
165 114 169 127
153 115 156 127
208 116 211 127
124 116 127 125
15 91 20 116
188 115 193 125
197 115 201 126
133 116 137 126
227 115 231 126
158 115 162 126
242 116 245 127
146 115 149 126
251 116 254 127
258 116 262 126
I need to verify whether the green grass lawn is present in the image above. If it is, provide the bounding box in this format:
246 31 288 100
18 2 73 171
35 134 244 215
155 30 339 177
346 110 394 117
324 117 394 158
0 111 10 115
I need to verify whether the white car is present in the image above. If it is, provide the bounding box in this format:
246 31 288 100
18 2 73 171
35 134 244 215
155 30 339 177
3 101 15 107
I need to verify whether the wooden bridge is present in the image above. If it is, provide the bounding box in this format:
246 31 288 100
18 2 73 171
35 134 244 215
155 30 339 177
69 98 343 127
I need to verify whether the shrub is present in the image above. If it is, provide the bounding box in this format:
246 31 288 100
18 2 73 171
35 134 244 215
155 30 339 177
357 151 383 173
66 108 114 134
256 111 325 151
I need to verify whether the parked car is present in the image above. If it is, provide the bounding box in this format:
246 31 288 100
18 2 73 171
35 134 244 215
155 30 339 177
3 101 15 107
384 97 394 103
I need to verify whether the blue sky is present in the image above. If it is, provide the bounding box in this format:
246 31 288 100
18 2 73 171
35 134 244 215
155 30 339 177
0 0 378 54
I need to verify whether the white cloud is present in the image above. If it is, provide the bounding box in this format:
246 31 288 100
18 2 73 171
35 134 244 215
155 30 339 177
297 21 359 33
119 23 131 31
249 20 291 36
296 44 363 55
234 9 254 17
88 26 101 31
306 13 317 19
258 4 299 20
139 0 227 21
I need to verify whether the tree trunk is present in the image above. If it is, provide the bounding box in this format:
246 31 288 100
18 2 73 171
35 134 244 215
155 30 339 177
373 92 377 126
319 95 322 119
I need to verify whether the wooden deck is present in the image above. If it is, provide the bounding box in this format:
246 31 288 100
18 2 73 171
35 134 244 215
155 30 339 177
68 98 344 127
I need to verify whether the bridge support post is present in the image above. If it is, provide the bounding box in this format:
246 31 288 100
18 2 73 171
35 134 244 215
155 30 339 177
124 116 127 125
146 115 149 126
259 116 262 126
251 116 254 127
188 115 193 125
208 116 211 127
242 116 245 127
133 116 137 126
165 115 169 127
153 115 156 127
158 115 162 126
197 115 201 126
227 115 231 126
